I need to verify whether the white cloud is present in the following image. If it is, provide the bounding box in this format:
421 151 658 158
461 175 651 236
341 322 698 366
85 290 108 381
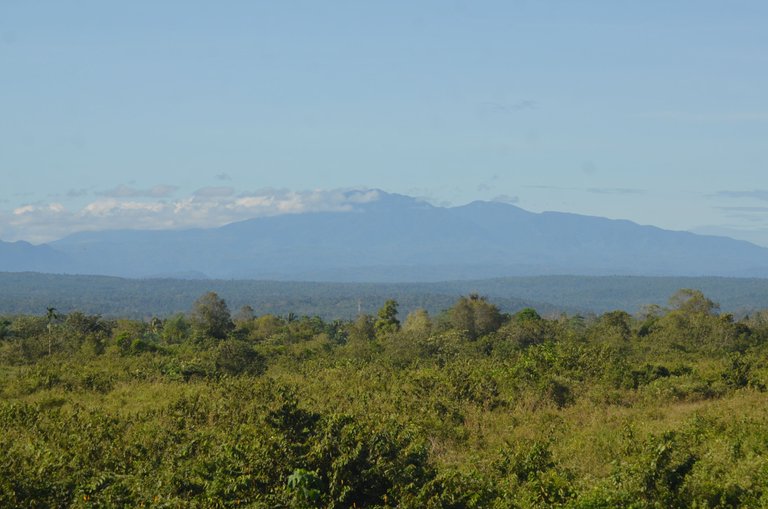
13 205 36 215
345 189 380 204
13 203 66 216
0 188 386 243
232 196 273 208
84 199 166 215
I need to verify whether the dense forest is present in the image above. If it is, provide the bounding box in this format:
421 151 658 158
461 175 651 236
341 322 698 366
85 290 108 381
4 271 768 319
2 289 768 507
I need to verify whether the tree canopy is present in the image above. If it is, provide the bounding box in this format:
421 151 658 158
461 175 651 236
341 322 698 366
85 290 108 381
1 288 767 507
189 291 234 340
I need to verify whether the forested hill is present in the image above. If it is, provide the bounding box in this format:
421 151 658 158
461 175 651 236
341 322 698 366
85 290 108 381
0 272 561 319
2 272 768 319
3 191 768 279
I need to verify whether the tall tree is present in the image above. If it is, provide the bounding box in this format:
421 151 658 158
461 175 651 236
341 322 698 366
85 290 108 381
668 289 719 316
190 292 234 340
402 308 432 335
374 299 400 336
449 294 503 340
45 307 61 355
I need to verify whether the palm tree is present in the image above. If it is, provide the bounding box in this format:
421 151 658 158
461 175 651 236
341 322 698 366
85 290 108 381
45 307 61 356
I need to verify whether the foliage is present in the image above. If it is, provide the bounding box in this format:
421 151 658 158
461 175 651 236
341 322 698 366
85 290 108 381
374 299 401 336
448 294 504 340
189 291 234 340
1 289 768 507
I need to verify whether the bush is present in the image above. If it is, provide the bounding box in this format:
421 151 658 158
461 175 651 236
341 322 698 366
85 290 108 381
215 340 267 376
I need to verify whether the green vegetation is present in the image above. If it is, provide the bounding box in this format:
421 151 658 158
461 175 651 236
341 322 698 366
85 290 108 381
2 288 768 507
5 272 768 319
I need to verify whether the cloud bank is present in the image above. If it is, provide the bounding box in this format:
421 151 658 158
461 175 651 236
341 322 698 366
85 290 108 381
1 188 382 244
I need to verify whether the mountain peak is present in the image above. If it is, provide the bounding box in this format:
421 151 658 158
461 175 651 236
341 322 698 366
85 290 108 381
350 189 434 212
459 199 528 213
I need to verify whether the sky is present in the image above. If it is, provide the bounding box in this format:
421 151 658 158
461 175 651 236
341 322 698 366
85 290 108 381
1 1 768 246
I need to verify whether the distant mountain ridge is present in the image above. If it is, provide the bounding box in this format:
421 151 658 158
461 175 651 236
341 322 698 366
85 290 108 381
2 190 767 280
0 240 70 273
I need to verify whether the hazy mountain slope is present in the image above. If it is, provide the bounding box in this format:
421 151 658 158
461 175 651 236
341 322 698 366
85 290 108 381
15 191 768 280
0 240 69 273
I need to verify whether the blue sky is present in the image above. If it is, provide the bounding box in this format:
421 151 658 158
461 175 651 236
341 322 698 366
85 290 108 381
1 1 768 245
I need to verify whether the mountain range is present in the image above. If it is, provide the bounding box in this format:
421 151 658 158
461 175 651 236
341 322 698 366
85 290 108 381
2 191 767 281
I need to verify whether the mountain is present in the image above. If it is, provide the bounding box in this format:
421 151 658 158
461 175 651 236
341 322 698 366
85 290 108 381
0 240 70 273
3 190 768 280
